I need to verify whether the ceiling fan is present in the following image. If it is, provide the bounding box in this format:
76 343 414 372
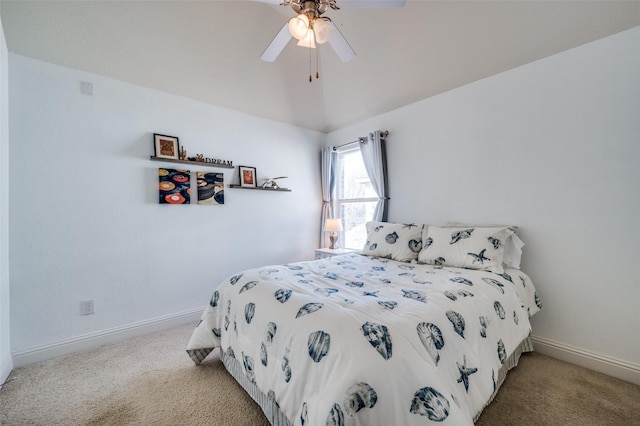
258 0 406 63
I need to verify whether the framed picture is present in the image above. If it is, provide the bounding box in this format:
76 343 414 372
158 168 191 204
239 166 257 188
153 134 180 160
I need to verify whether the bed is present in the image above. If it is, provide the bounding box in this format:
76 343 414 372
186 223 541 425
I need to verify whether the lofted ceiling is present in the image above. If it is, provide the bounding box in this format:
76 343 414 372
1 1 639 133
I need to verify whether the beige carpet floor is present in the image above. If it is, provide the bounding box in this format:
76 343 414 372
1 323 639 425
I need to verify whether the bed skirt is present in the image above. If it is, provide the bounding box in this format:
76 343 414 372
220 335 534 425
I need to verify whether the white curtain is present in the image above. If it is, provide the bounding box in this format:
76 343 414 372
360 131 388 222
320 146 336 247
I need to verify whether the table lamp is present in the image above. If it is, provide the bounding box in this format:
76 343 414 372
325 218 343 249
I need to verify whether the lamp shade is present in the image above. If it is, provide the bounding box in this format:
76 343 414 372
313 18 333 44
296 29 316 49
288 14 309 40
325 218 343 232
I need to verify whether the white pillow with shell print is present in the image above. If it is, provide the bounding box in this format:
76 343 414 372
417 226 514 274
362 222 424 262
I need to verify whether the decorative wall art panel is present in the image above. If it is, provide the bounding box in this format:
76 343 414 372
197 172 224 205
159 168 191 204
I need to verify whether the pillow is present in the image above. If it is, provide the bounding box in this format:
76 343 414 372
444 222 524 269
361 222 424 262
417 226 514 273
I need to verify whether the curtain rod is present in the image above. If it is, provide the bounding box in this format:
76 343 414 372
332 130 389 151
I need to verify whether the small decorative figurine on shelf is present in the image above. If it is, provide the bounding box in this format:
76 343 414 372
179 147 187 160
262 176 288 189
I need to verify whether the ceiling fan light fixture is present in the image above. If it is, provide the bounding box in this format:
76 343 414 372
288 14 310 40
296 28 316 48
313 18 333 44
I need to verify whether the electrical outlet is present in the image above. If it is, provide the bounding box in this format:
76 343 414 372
80 299 95 315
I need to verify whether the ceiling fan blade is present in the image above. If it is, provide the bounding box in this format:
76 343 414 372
261 23 292 62
328 22 356 62
335 0 406 9
251 0 406 7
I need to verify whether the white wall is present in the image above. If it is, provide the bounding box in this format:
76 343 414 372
327 27 640 381
8 55 324 361
0 15 12 384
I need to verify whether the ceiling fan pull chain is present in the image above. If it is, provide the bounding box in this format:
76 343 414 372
316 46 320 79
309 45 313 82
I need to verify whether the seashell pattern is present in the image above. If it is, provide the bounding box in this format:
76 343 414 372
229 274 243 285
488 236 501 249
378 301 397 310
209 291 219 307
408 239 422 253
402 289 427 303
450 228 474 244
479 316 487 338
282 345 292 382
324 272 339 280
424 237 433 249
274 289 292 303
260 268 279 275
482 278 505 294
345 281 364 288
457 290 474 298
300 402 308 426
296 302 323 318
446 310 465 338
410 387 450 421
385 232 399 244
450 277 474 286
212 327 221 338
225 346 235 359
498 272 513 283
242 353 256 383
264 322 277 345
261 342 268 366
494 301 506 319
224 300 231 331
315 288 339 297
308 330 331 363
444 291 457 301
343 382 378 416
369 243 378 251
361 322 393 360
497 339 507 364
327 403 344 426
416 322 444 365
239 280 258 293
244 303 255 324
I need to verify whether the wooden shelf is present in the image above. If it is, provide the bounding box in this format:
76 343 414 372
229 184 291 192
150 156 234 169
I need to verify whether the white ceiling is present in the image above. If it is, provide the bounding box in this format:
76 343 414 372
1 1 639 133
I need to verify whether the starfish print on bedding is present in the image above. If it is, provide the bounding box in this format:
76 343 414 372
457 356 478 392
468 249 490 264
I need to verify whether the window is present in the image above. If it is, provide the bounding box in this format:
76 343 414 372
335 145 377 250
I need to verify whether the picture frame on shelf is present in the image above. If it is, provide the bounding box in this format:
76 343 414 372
239 166 257 188
153 134 180 160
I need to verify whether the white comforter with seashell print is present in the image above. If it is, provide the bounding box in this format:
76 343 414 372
187 253 541 425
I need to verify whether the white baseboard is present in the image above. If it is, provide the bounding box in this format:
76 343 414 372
532 335 640 386
1 351 13 386
12 307 204 368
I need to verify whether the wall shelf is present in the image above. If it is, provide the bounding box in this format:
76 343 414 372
150 156 234 169
229 184 291 192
